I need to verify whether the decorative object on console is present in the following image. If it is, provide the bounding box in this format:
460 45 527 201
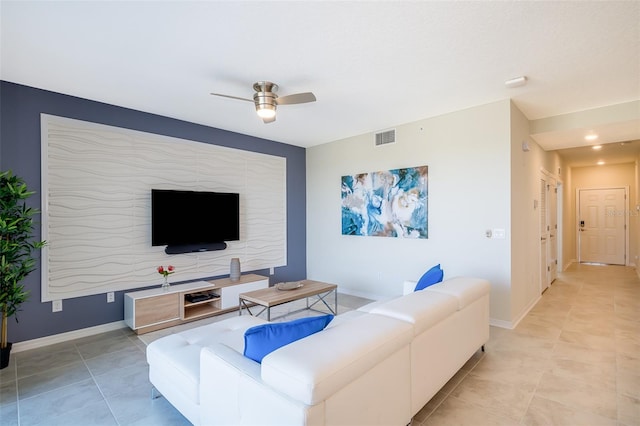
341 165 428 238
414 264 444 291
243 314 334 363
230 258 241 281
275 281 304 291
157 265 175 289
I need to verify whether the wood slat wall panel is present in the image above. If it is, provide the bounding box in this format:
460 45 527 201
41 114 286 301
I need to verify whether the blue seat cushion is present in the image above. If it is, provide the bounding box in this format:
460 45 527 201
414 264 444 291
243 314 334 363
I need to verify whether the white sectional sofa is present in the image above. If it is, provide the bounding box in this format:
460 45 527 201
146 277 490 426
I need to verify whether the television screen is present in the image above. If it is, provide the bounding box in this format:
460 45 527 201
151 189 240 248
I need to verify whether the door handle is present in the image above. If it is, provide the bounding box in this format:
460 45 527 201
541 237 546 241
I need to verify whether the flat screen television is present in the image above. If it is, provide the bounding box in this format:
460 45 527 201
151 189 239 253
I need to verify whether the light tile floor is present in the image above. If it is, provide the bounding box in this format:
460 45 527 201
0 264 638 425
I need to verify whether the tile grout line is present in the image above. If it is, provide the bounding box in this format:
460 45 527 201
75 341 122 426
420 348 487 425
532 273 622 423
15 356 21 426
517 325 562 424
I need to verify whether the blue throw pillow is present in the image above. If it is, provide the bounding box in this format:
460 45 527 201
414 264 444 291
243 314 334 363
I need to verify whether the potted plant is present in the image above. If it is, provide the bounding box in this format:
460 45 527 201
0 170 46 369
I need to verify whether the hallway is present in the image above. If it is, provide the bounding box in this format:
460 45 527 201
416 263 640 425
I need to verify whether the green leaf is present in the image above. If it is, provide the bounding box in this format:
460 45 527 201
0 169 46 345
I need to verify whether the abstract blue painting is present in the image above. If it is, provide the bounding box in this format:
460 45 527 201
341 165 428 238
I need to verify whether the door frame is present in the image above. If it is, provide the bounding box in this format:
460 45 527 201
576 186 629 266
556 182 563 271
540 176 549 293
540 168 562 293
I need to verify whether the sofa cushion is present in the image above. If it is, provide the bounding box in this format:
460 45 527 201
423 277 491 310
244 314 334 363
356 296 398 313
414 264 444 291
369 290 458 335
146 315 267 404
261 313 413 405
326 308 366 325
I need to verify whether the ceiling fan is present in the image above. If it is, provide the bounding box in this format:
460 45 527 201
211 81 316 124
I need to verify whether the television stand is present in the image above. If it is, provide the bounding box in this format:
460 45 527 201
165 242 227 254
124 273 268 334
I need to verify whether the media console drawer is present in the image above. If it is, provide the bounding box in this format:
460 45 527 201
135 293 180 328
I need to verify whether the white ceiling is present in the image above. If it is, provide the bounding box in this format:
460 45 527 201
1 1 639 158
556 140 640 169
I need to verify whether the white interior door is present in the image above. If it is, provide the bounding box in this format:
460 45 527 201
540 178 550 293
578 188 626 265
548 178 558 283
556 182 564 272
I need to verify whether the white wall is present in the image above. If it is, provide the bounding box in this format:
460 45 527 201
509 101 564 325
307 100 513 323
509 102 539 324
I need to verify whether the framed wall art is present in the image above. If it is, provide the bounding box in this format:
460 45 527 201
341 165 428 238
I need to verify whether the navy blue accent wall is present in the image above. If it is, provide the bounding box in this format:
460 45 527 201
0 81 306 343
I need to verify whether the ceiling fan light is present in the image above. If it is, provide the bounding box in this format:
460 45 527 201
254 91 277 120
256 103 276 119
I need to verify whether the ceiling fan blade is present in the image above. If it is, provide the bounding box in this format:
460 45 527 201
210 93 253 102
276 92 316 105
262 115 276 124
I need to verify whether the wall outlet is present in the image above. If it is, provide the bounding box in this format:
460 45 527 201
52 300 62 312
107 292 115 303
492 228 506 239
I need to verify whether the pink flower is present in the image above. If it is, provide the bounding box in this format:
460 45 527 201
157 265 175 277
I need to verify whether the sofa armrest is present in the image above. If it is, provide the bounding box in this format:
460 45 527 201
203 342 262 380
200 343 321 426
403 280 417 295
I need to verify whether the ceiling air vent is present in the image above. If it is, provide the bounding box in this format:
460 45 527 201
374 129 396 146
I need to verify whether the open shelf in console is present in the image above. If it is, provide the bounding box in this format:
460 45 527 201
182 289 221 320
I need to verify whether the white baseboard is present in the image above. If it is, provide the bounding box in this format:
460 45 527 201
490 293 542 330
489 318 514 329
563 259 576 271
12 321 128 353
337 288 388 302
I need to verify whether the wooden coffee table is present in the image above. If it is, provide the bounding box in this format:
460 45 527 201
238 280 338 321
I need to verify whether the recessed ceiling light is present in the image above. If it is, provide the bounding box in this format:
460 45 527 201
585 134 598 141
592 145 602 150
597 161 605 165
